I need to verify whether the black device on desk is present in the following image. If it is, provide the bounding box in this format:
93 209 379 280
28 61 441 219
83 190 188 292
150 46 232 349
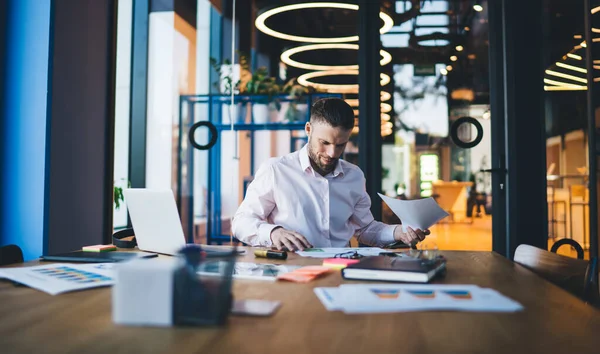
40 251 158 263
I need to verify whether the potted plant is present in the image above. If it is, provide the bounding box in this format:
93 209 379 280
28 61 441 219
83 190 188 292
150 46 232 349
113 179 130 210
210 57 243 123
243 66 281 123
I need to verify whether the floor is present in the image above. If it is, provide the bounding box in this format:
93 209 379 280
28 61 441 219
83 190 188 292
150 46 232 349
427 215 493 251
426 214 587 259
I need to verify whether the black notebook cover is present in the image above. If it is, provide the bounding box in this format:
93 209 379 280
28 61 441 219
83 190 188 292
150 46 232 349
40 251 158 263
341 256 446 283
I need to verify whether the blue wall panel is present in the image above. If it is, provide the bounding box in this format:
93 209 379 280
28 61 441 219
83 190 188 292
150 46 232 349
1 0 51 260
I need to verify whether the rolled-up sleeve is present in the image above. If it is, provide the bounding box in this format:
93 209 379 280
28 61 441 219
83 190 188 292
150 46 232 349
350 182 397 247
231 160 280 246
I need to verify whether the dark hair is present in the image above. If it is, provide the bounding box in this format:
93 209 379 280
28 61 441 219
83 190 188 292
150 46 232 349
310 98 355 131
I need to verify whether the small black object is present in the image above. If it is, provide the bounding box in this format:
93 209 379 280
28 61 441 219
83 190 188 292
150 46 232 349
189 121 218 150
40 251 157 263
334 251 364 259
112 228 136 248
379 252 400 257
172 245 236 326
0 244 24 266
254 249 288 260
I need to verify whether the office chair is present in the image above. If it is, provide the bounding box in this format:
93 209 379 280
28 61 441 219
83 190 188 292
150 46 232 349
514 244 599 305
0 244 24 266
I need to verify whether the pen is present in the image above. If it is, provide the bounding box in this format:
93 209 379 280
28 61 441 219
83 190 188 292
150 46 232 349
254 249 288 260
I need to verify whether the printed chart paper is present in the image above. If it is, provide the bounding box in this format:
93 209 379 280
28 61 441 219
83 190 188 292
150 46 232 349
314 284 523 313
0 263 115 295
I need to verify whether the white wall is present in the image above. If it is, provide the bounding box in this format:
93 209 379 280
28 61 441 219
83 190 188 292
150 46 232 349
113 0 132 228
382 144 397 195
146 12 176 190
193 0 211 217
146 12 196 192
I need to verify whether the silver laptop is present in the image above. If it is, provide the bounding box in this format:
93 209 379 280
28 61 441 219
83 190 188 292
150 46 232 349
123 189 187 255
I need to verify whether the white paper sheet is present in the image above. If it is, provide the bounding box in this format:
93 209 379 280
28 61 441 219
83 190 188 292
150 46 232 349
313 287 344 311
314 284 523 313
0 263 115 295
197 262 301 281
378 193 450 230
296 247 386 258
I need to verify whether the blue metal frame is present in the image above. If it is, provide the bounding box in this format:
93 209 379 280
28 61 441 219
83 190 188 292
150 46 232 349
178 93 339 244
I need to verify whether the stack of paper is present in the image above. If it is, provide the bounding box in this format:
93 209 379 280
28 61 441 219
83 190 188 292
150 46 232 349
314 284 523 313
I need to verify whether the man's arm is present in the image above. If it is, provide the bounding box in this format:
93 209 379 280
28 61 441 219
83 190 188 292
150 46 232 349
351 191 397 247
351 187 428 247
231 160 280 247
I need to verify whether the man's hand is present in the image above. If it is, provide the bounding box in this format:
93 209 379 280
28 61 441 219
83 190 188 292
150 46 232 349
270 227 312 251
393 226 430 246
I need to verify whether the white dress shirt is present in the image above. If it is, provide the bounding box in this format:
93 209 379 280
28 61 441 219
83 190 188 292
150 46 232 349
232 145 396 247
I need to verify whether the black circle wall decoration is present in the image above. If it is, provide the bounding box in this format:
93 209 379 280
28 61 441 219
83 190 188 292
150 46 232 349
189 121 218 150
450 116 483 149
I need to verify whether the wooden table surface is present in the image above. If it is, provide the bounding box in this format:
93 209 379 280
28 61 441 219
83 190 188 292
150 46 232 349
1 249 599 354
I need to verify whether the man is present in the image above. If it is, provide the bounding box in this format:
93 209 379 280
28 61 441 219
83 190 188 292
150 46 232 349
232 98 429 251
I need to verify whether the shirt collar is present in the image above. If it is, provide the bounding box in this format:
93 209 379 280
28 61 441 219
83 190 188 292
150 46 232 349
299 144 344 178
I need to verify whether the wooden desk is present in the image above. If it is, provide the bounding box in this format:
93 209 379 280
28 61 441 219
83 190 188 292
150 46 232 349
1 250 599 354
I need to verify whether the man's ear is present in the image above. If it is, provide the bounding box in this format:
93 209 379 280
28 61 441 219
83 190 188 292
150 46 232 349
305 122 311 136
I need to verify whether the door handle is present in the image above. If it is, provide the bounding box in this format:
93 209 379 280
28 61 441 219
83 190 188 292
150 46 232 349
480 168 507 174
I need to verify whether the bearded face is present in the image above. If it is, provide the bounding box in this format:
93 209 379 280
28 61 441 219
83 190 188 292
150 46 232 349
305 121 351 176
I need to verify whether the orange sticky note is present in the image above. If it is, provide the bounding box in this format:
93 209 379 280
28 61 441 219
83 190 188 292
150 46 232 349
277 272 317 283
294 266 331 276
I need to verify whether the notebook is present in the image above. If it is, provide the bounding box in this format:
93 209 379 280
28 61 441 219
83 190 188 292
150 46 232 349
341 256 446 283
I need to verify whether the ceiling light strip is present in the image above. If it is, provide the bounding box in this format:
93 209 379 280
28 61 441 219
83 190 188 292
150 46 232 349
555 62 587 73
380 91 391 101
544 85 587 91
347 93 391 106
280 44 392 71
381 103 392 113
255 3 393 43
544 69 587 84
298 70 391 93
567 53 582 60
543 78 586 88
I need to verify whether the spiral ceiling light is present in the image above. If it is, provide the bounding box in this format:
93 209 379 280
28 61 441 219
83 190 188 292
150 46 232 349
255 2 394 43
298 70 390 93
281 44 392 71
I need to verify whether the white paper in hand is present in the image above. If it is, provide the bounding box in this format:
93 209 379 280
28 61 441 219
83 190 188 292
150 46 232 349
378 193 449 230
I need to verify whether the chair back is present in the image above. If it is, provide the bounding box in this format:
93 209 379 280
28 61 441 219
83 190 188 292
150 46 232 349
514 244 598 303
0 244 24 266
550 238 584 259
570 184 587 201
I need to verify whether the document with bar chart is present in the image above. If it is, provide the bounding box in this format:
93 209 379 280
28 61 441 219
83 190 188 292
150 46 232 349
0 263 114 295
315 284 523 313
